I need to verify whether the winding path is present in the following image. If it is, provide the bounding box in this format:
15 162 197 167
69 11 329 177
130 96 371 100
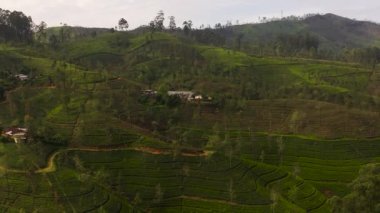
0 146 212 174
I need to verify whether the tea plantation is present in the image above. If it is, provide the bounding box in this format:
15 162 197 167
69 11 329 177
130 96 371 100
0 29 379 212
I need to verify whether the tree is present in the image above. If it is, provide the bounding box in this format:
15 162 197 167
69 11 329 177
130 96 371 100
214 23 222 29
168 16 176 31
0 9 34 42
132 192 142 207
141 67 157 89
191 28 226 46
270 189 279 213
260 150 265 162
153 183 163 203
277 136 284 166
226 20 232 28
59 23 71 43
183 20 192 35
48 34 59 49
236 33 244 50
329 163 380 213
35 21 47 42
148 20 156 38
228 178 235 202
354 47 380 70
275 32 320 57
9 11 34 42
154 10 165 31
0 86 5 101
118 18 129 31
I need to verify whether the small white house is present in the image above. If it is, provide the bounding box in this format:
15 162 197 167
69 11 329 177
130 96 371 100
14 74 29 81
195 95 203 100
3 127 28 143
141 89 158 96
168 91 194 101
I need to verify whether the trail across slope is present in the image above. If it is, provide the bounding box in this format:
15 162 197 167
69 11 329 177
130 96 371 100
0 145 211 174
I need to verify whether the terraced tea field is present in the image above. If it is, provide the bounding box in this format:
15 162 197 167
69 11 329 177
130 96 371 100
0 148 332 212
166 126 380 197
0 22 379 212
238 134 380 196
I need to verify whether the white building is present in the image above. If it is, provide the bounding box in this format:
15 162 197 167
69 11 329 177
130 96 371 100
14 74 29 81
3 127 28 143
168 91 194 101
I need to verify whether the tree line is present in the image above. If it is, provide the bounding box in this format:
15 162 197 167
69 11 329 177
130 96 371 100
1 7 379 70
343 47 380 70
0 8 34 43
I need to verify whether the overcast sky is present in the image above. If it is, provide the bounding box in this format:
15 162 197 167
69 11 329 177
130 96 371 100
2 0 380 29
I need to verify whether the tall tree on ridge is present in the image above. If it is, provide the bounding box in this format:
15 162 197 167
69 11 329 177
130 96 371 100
118 18 129 31
35 21 47 42
168 16 176 31
183 20 192 35
154 10 165 31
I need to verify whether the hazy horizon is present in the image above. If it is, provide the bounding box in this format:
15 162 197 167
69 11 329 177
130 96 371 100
2 0 380 29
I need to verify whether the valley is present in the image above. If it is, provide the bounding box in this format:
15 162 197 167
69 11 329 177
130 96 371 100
0 7 379 212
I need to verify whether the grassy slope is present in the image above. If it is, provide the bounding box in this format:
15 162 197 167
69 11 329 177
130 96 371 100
0 149 330 212
0 31 379 212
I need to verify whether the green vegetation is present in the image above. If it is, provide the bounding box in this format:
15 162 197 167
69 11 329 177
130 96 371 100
329 163 380 213
0 8 379 212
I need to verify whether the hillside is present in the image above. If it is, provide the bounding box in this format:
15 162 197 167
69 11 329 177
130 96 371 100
209 13 380 56
45 26 112 41
303 14 380 48
0 16 380 212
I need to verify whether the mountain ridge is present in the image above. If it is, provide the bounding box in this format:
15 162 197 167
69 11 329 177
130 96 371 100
228 13 380 51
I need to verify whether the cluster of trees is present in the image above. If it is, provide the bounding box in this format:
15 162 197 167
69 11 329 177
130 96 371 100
0 7 70 47
117 11 196 38
189 23 233 47
0 8 34 43
343 47 380 70
329 163 380 213
147 10 195 35
34 21 47 42
191 28 227 46
274 32 320 56
149 10 166 32
47 24 73 49
258 13 320 23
